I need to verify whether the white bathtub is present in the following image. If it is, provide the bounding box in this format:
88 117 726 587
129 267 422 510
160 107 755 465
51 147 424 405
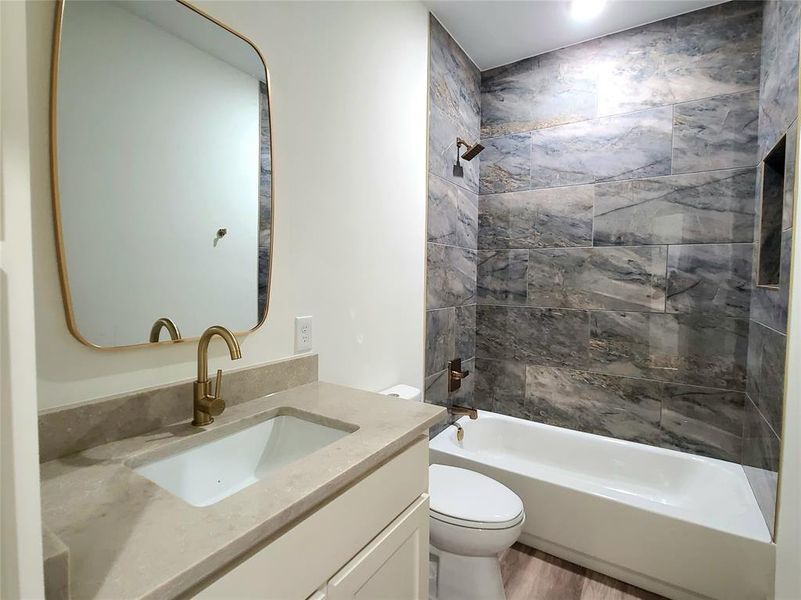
429 410 774 600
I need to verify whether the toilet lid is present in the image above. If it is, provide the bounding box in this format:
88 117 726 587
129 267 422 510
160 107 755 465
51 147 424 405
429 465 524 526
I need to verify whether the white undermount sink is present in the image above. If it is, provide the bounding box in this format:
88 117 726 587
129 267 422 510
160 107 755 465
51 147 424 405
134 414 352 506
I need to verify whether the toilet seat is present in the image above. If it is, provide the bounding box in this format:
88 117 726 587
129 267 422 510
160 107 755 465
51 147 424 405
429 464 524 530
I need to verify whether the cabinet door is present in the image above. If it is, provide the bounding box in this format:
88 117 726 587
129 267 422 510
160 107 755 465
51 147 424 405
327 495 429 600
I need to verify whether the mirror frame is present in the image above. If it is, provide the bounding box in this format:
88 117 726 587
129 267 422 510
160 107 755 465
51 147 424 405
49 0 275 350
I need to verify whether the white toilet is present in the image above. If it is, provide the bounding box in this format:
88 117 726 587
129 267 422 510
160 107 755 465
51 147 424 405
428 464 525 600
377 385 524 599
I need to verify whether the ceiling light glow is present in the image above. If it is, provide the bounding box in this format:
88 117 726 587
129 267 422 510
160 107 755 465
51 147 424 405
570 0 607 21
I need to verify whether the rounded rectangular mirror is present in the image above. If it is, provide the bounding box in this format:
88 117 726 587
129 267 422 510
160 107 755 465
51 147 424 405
51 0 272 348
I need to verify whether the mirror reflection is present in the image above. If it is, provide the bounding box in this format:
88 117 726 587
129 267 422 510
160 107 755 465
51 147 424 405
53 0 272 348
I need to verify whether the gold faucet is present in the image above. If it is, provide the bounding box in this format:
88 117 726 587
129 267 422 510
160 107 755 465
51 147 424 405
192 325 242 426
448 358 470 392
149 317 181 342
450 404 478 420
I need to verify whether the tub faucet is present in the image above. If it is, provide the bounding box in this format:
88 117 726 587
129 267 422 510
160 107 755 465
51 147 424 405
192 325 242 426
450 404 478 419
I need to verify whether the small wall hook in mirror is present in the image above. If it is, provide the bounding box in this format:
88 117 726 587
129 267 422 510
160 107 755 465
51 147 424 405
217 228 227 238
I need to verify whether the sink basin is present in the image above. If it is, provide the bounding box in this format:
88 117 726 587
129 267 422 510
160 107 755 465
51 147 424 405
134 414 351 506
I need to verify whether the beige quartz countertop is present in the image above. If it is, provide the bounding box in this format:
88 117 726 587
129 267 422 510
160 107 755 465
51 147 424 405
40 382 446 600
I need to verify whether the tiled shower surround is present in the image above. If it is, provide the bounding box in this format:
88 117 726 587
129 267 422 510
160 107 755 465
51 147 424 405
425 1 798 534
425 16 480 408
743 0 800 537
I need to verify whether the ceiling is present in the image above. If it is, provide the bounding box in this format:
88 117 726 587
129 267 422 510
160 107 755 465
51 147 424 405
424 0 727 71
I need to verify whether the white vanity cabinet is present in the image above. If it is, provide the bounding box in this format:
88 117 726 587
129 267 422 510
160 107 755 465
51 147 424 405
194 436 430 600
326 496 428 600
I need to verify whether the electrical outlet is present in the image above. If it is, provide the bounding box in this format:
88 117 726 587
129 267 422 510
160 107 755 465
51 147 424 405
294 316 313 353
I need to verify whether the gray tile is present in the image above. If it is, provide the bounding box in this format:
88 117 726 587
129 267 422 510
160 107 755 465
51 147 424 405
596 2 761 116
455 304 476 361
745 320 786 435
476 305 589 369
594 19 676 117
751 229 791 333
530 107 673 190
673 91 759 174
428 16 481 193
481 44 597 138
479 133 531 194
426 308 454 377
477 250 528 305
759 0 800 157
427 174 478 249
742 397 781 538
424 369 448 408
660 384 745 462
783 121 797 231
475 358 526 416
589 311 748 390
424 358 476 409
478 186 593 250
666 243 752 318
594 168 757 245
527 246 666 311
668 1 762 105
429 103 480 193
524 366 663 445
429 15 481 136
426 243 477 309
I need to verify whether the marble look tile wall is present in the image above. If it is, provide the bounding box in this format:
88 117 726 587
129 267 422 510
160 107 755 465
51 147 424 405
425 16 481 411
742 0 800 538
473 1 766 465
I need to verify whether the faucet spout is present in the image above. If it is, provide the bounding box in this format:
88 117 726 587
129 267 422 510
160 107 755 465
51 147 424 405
197 325 242 383
149 317 181 342
193 325 242 427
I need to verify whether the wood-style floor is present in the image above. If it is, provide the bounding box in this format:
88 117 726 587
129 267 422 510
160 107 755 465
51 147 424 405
500 544 667 600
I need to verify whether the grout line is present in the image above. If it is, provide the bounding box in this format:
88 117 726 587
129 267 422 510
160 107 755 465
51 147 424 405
745 393 782 441
750 317 788 338
475 301 750 320
481 240 755 252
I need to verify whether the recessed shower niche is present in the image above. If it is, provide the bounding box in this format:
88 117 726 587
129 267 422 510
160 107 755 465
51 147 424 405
758 136 786 288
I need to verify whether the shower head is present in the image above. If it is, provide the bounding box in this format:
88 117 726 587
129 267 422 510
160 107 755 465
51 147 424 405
461 142 485 161
452 137 484 177
456 137 484 161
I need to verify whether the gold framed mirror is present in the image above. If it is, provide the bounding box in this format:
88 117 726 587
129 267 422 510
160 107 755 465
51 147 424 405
50 0 274 349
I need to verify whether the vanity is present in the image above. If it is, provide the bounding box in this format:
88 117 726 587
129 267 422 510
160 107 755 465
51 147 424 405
40 378 444 599
41 1 446 597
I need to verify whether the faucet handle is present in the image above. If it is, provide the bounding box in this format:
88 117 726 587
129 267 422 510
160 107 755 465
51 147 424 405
213 369 223 399
201 369 225 417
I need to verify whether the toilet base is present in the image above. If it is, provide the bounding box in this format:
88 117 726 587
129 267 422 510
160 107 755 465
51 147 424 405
431 545 506 600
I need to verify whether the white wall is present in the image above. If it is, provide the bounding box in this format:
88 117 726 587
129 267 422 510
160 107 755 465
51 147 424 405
775 95 801 599
28 0 429 409
58 1 259 346
1 1 45 596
